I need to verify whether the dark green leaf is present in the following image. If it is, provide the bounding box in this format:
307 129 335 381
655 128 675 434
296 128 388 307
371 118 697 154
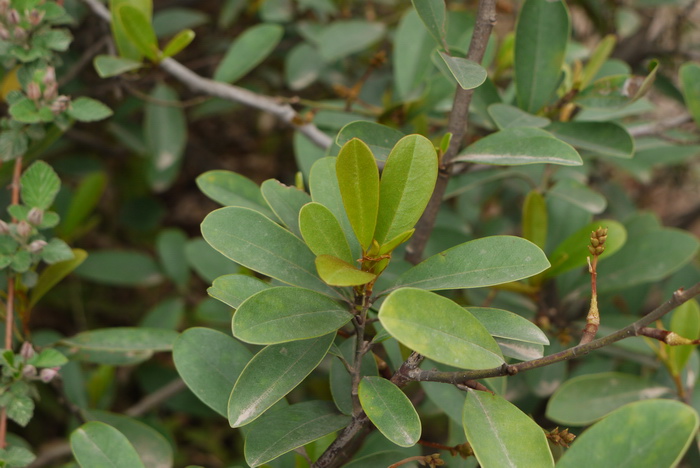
394 9 436 100
67 97 113 122
207 274 270 309
336 121 405 163
30 249 87 308
213 24 284 83
437 51 487 90
196 170 271 214
74 250 163 286
522 190 547 250
548 179 607 214
546 121 633 158
468 307 549 360
411 0 448 49
260 179 311 238
680 62 700 128
184 237 239 284
318 21 385 62
70 421 145 468
285 43 324 90
488 103 550 129
145 83 186 192
359 377 420 447
156 229 190 289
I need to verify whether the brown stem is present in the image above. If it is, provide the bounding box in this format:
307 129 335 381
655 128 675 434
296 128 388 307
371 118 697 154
406 0 497 264
388 455 440 468
579 256 599 345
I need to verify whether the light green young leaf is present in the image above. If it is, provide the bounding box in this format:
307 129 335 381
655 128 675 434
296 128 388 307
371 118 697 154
379 288 503 369
546 121 633 158
437 52 487 90
336 121 405 163
454 127 582 166
336 138 380 250
110 0 152 61
546 372 672 426
411 0 448 50
161 29 195 58
315 255 376 286
260 179 311 238
173 327 252 416
207 274 270 309
580 34 616 89
556 400 698 468
575 61 659 109
668 299 700 375
21 161 60 210
514 0 570 113
67 97 113 122
201 207 337 297
299 202 354 264
359 377 420 447
214 24 283 83
232 287 351 344
522 190 547 250
196 170 270 214
374 135 438 246
244 401 350 467
386 236 550 292
145 83 186 192
118 4 160 61
228 333 335 427
463 390 554 468
71 422 145 468
488 103 550 129
680 62 700 129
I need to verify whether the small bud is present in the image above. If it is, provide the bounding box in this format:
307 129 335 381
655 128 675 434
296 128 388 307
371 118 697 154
20 341 35 360
0 219 9 235
42 81 57 101
0 0 9 15
27 207 43 226
28 9 44 26
28 239 47 253
26 82 41 101
7 8 20 25
588 245 596 256
16 220 31 238
43 66 56 86
50 95 70 115
39 367 59 383
0 24 9 41
12 26 26 41
22 364 37 378
590 237 600 247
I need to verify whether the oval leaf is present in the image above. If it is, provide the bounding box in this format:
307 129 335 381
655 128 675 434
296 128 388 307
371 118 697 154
93 54 143 78
71 421 145 468
214 24 283 83
546 121 634 158
379 288 503 369
556 399 698 468
463 390 554 468
318 21 385 62
118 5 159 62
61 328 178 353
387 236 550 292
468 307 549 361
299 202 354 264
548 179 607 214
680 62 700 129
315 255 376 287
228 333 335 427
207 274 270 309
411 0 447 49
336 121 405 163
260 179 312 238
455 127 582 166
196 170 269 213
359 376 421 447
437 52 487 90
394 9 437 100
21 161 60 210
145 83 186 192
161 29 195 59
488 103 550 130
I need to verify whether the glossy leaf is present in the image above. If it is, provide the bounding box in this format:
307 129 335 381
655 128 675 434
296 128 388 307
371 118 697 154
454 127 582 166
556 399 698 468
374 135 438 246
315 255 376 286
411 0 448 49
195 170 270 214
463 390 554 468
386 236 550 292
359 377 421 447
437 52 487 90
299 202 354 264
74 250 163 286
29 248 87 308
201 207 337 297
161 29 195 59
207 274 270 309
546 372 671 426
548 179 607 214
228 333 335 427
468 307 549 361
318 20 385 62
546 121 634 158
145 83 186 192
245 401 350 467
522 190 547 250
330 338 378 415
71 421 145 468
336 138 380 250
213 24 284 83
21 161 60 210
118 5 159 61
488 103 550 129
173 328 252 416
379 288 503 369
110 0 152 61
575 61 659 109
514 0 570 113
232 287 351 344
260 179 311 238
336 121 405 163
546 220 626 277
394 9 436 100
668 299 700 375
680 62 700 128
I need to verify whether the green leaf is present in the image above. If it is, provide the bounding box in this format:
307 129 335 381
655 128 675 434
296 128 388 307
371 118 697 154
173 327 252 416
67 97 113 122
95 53 142 78
89 411 173 468
437 52 487 90
62 328 178 353
232 287 351 344
161 29 195 58
514 0 570 113
488 103 550 130
336 138 380 250
299 202 354 264
580 34 616 89
411 0 448 49
455 127 582 166
336 121 405 164
185 237 239 283
546 372 672 426
74 250 163 286
156 229 190 289
315 255 376 286
228 333 335 427
546 121 634 158
394 9 437 100
260 179 311 238
359 377 420 447
386 236 550 292
556 399 698 468
546 220 626 278
21 161 60 210
285 43 324 90
139 297 185 330
463 390 554 468
213 24 283 83
244 401 350 467
374 135 438 246
56 171 107 241
70 421 145 468
8 98 43 123
522 190 547 250
196 170 270 214
680 62 700 129
145 83 186 192
468 307 549 361
110 0 152 61
668 299 700 375
41 238 75 264
201 207 337 297
330 338 378 415
575 61 659 109
207 274 270 309
118 4 159 62
317 20 386 62
5 394 34 427
28 348 68 367
153 8 208 37
379 288 503 369
548 178 607 214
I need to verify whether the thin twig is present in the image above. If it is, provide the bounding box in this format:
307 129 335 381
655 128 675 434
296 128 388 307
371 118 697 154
628 113 693 137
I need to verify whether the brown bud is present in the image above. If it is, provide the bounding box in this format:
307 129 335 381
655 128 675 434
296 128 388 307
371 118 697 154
0 24 9 41
27 207 43 226
43 67 56 86
28 9 44 26
0 219 9 235
28 239 47 253
42 81 57 101
590 237 600 247
20 341 35 360
0 0 9 15
50 95 70 115
7 8 19 25
26 82 41 101
588 245 596 255
39 367 59 383
16 220 31 238
22 364 37 378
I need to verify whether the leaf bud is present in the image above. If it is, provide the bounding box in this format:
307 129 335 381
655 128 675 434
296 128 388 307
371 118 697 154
28 239 47 253
0 219 9 235
50 95 70 115
26 82 41 101
27 207 43 226
6 8 19 25
16 220 31 238
39 367 59 383
28 9 44 26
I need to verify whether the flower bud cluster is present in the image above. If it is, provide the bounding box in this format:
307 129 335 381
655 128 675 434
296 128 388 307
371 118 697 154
588 226 608 256
16 342 61 383
0 207 49 258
